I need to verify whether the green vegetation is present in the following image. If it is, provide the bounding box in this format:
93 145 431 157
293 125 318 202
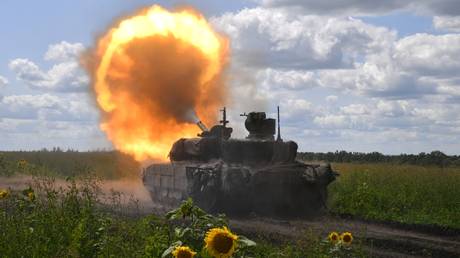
299 150 460 167
1 150 459 256
329 163 460 229
0 150 140 179
0 179 364 257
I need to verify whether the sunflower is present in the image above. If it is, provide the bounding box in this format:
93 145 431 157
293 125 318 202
0 189 9 199
17 159 28 169
27 192 35 202
328 231 340 244
172 246 196 258
205 226 238 258
341 232 353 245
22 188 35 201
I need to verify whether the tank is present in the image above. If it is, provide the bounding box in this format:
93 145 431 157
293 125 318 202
142 107 338 217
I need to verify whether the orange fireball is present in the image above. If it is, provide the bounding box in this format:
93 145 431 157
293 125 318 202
87 5 228 161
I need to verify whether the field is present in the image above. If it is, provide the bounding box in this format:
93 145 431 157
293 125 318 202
0 151 459 257
0 151 140 179
328 163 460 229
0 177 365 257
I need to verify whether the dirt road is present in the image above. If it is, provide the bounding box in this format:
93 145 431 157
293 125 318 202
229 216 460 258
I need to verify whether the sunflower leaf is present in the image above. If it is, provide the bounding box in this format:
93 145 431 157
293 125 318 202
161 241 182 258
238 235 256 247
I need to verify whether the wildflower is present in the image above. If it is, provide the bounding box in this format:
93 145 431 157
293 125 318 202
0 189 9 199
17 159 28 169
328 231 340 244
341 232 353 245
22 187 35 201
205 226 238 258
172 246 196 258
27 192 35 202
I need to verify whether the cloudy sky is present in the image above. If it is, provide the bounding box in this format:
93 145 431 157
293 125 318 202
1 0 459 154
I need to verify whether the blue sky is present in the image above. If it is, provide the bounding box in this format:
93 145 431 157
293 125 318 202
0 0 252 83
1 0 460 154
360 12 435 37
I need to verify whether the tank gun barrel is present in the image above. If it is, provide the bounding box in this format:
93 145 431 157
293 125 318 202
196 120 209 132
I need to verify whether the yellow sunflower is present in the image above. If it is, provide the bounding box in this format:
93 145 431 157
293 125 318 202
172 246 196 258
341 232 353 245
0 189 9 199
17 159 28 169
328 231 340 244
27 192 35 202
205 226 238 258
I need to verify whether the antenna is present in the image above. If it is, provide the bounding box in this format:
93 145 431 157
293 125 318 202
276 105 282 141
220 107 229 127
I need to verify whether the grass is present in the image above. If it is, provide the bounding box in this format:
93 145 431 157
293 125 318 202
0 178 168 257
2 151 459 256
0 177 364 257
2 151 459 229
328 163 460 229
0 151 140 179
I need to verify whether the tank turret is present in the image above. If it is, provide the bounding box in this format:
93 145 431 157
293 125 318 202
242 112 276 140
143 107 338 217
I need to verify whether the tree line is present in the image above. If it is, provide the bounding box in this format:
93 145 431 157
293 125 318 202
298 150 460 167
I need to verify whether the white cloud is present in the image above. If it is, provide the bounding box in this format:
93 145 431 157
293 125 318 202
394 34 460 76
340 104 369 115
313 114 348 128
0 76 8 87
280 98 313 120
376 100 410 117
0 117 108 151
2 94 61 110
44 41 85 62
305 98 460 153
307 33 460 99
424 1 460 16
255 0 410 15
340 128 419 143
325 95 338 103
257 68 319 90
9 41 88 92
9 59 51 87
213 8 455 99
254 0 460 16
0 93 98 121
0 92 106 150
212 8 396 71
433 16 460 32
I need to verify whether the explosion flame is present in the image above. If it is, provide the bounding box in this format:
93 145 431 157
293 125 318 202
87 5 228 161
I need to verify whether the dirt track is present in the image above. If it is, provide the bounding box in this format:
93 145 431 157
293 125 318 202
229 216 460 258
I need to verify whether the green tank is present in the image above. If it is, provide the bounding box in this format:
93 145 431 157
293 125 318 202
142 108 338 217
